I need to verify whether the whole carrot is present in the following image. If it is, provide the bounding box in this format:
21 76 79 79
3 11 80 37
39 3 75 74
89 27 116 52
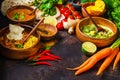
96 47 119 76
113 51 120 70
67 57 92 70
75 47 112 76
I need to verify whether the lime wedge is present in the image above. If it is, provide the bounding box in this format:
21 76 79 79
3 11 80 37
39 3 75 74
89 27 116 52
81 42 97 56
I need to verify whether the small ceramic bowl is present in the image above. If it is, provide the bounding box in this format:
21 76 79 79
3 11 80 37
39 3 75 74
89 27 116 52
76 17 118 47
37 23 58 40
6 5 36 25
82 2 106 17
0 24 41 59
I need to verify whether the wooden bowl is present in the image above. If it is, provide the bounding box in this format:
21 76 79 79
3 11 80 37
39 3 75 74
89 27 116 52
82 2 106 17
76 17 118 47
6 5 36 25
37 23 58 40
0 24 41 59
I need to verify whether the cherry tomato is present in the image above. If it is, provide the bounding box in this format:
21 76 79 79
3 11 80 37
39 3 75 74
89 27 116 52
60 7 68 14
76 15 82 19
56 22 64 30
66 4 75 11
62 18 67 22
73 11 80 17
68 15 75 20
63 10 71 18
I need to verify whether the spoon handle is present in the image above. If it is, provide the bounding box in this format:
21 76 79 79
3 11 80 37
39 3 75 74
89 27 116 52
82 7 100 30
22 18 44 45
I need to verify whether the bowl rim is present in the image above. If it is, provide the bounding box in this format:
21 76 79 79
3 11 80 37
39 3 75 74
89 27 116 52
77 17 118 40
6 5 36 22
0 24 40 51
38 23 58 37
81 2 106 17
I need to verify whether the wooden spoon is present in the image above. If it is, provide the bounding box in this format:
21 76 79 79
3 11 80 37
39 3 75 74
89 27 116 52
82 7 106 32
21 18 44 45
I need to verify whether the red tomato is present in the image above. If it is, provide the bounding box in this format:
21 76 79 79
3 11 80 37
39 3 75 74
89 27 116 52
62 18 67 22
68 15 75 20
60 7 68 14
66 4 75 11
63 10 71 18
73 11 80 17
56 22 64 30
76 15 82 19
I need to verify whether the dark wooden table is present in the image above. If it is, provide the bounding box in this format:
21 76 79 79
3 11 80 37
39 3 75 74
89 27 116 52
0 1 120 80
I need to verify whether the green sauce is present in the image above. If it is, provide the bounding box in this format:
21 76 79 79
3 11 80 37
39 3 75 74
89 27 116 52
81 24 113 39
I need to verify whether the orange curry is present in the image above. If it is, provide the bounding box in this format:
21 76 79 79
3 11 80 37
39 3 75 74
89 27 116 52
8 8 35 21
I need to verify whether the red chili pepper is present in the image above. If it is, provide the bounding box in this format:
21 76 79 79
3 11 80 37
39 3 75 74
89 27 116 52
26 49 42 61
41 50 52 55
45 52 62 60
30 61 51 66
35 55 58 61
27 50 52 61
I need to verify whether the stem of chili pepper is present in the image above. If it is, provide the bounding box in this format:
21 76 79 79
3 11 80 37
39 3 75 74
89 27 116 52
29 61 51 66
45 52 62 60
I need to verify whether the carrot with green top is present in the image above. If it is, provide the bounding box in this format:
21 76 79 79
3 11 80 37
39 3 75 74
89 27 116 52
113 51 120 70
75 47 112 76
67 38 120 76
96 47 119 76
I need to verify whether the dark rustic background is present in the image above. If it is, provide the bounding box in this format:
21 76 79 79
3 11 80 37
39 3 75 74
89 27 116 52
0 0 120 80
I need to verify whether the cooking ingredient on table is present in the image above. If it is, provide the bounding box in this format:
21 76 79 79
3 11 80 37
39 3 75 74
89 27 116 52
8 8 35 21
34 0 63 17
86 0 105 15
26 49 62 66
6 5 36 25
113 50 120 70
0 24 38 49
81 42 97 56
57 4 82 34
37 23 58 41
67 38 120 76
81 0 96 3
96 46 119 75
81 24 114 38
103 0 120 37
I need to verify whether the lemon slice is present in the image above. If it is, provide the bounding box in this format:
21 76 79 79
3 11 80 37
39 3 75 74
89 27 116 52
44 16 57 27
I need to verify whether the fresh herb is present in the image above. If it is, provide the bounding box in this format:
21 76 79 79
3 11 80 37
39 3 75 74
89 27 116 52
45 46 51 50
81 0 95 3
103 0 120 37
12 12 25 20
19 12 25 20
12 12 19 20
33 0 64 16
15 44 23 48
